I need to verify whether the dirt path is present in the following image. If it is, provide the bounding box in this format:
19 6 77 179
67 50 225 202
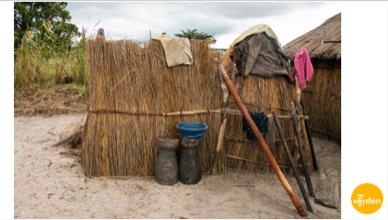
14 114 340 219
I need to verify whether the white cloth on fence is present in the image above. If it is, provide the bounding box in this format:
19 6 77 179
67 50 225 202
153 36 193 67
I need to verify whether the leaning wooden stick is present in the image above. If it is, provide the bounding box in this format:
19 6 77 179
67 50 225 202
219 65 307 217
298 100 319 170
291 101 315 197
304 120 319 170
273 112 313 213
212 117 228 173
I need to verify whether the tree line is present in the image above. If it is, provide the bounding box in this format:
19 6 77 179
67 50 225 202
14 2 214 54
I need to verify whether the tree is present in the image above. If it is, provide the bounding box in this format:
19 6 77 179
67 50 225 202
175 29 214 41
14 2 79 52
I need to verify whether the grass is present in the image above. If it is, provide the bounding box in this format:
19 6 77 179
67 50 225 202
14 35 89 116
14 36 89 90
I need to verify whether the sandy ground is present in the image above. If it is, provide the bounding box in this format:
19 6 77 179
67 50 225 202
15 114 341 219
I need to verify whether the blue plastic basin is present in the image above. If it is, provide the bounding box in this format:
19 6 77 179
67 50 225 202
176 122 208 139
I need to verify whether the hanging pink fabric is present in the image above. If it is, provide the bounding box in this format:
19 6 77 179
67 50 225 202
291 48 314 89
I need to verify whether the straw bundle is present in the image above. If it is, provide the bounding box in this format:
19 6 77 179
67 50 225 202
224 75 313 172
82 38 224 176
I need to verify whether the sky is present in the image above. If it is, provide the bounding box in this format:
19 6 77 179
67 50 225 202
67 1 342 48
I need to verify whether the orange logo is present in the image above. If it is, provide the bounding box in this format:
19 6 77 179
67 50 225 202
351 183 383 214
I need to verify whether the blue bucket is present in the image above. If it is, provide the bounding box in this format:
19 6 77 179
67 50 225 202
176 122 208 139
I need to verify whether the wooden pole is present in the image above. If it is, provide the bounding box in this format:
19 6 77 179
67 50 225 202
298 100 319 170
97 28 105 37
212 117 228 173
273 112 313 212
219 65 307 217
291 102 315 197
294 75 302 103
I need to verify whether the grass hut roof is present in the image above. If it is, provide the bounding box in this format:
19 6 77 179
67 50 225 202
283 13 341 60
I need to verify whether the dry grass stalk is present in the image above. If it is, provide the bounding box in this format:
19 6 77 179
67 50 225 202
14 87 87 116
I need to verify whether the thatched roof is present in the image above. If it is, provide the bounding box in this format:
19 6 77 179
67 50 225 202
283 13 341 60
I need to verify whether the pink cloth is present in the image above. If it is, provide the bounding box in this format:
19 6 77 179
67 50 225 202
292 48 314 89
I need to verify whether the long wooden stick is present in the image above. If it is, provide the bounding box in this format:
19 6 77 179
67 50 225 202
305 121 319 170
298 100 319 170
89 108 308 119
219 65 307 217
291 102 315 197
212 117 228 173
273 112 313 212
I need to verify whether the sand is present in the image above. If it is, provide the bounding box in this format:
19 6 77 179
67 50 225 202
14 114 340 219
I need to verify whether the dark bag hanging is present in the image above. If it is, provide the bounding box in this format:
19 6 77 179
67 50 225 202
242 112 268 142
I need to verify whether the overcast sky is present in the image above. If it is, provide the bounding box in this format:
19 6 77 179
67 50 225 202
67 1 342 48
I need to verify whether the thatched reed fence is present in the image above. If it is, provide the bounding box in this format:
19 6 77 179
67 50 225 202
82 38 224 176
223 75 313 172
301 60 341 141
82 37 314 177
